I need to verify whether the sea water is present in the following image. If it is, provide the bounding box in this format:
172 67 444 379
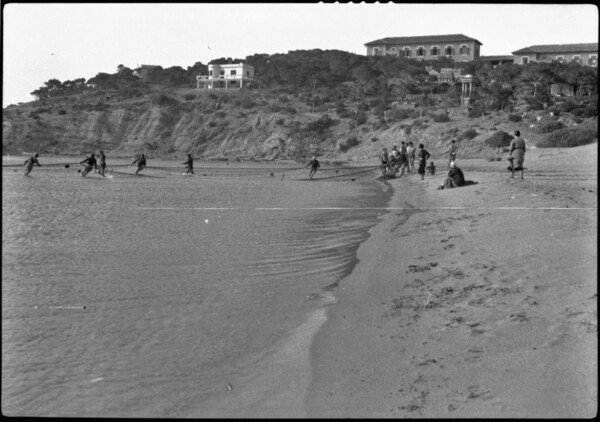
2 158 389 417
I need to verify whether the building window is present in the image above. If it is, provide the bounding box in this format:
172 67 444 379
555 56 564 63
403 47 411 57
231 70 237 76
417 46 425 57
589 55 597 66
431 46 439 56
445 45 454 56
572 55 581 64
521 57 529 64
209 70 213 76
460 44 470 55
373 47 380 56
246 70 250 76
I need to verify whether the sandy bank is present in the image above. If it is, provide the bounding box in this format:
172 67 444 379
307 144 597 417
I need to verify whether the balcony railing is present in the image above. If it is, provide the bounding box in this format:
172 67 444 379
197 74 252 80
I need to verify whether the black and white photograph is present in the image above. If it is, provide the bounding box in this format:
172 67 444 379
2 2 597 418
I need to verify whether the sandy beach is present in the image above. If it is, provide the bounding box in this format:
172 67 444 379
306 144 597 418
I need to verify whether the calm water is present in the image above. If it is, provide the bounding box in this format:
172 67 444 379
2 158 389 417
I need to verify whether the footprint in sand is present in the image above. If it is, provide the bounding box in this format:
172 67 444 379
467 385 493 400
509 312 530 322
465 347 485 363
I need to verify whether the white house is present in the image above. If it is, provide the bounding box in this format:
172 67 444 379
196 62 254 89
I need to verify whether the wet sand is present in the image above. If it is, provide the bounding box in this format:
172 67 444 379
307 144 597 417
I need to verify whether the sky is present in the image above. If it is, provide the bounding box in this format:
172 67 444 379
2 3 598 107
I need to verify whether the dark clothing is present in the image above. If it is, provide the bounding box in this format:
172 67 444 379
183 156 194 173
307 159 320 170
99 153 106 168
445 167 465 187
24 155 41 175
417 149 430 175
80 156 97 168
24 156 41 168
442 166 477 189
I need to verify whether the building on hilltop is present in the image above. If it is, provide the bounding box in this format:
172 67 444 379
477 55 514 67
196 62 254 89
425 66 463 84
365 34 482 62
511 43 598 66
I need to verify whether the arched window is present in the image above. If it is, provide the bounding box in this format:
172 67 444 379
416 46 425 57
430 46 439 56
403 47 411 58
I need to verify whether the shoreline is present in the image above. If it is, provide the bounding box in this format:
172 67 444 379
306 144 597 417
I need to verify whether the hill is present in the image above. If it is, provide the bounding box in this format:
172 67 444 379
2 50 597 162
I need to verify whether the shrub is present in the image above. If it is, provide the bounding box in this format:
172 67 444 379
484 130 513 148
305 114 334 133
467 106 484 118
57 109 67 115
457 128 478 142
537 119 565 134
432 112 450 123
571 103 597 118
152 94 178 107
388 108 412 121
536 125 598 148
355 112 367 126
338 136 360 152
275 118 285 125
508 113 522 122
184 93 196 101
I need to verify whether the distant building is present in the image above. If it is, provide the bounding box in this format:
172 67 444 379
426 66 462 84
477 55 514 67
365 34 482 62
511 43 598 66
196 62 254 89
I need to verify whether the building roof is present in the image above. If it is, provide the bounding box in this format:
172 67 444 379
512 43 598 54
365 34 482 47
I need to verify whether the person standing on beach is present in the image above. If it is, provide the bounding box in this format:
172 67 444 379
417 143 430 180
79 153 97 177
407 141 416 173
97 150 107 177
132 153 147 176
397 142 410 177
380 147 389 176
508 130 526 172
24 152 41 176
306 156 320 179
182 153 194 175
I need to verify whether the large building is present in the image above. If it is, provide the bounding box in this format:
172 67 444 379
196 62 254 89
511 43 598 67
365 34 482 62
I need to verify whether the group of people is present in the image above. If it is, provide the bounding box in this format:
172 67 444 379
380 141 431 180
22 131 526 183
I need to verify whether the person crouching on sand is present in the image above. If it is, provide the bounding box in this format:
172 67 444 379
132 153 147 175
24 152 41 176
438 161 478 189
80 153 97 177
306 156 320 179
